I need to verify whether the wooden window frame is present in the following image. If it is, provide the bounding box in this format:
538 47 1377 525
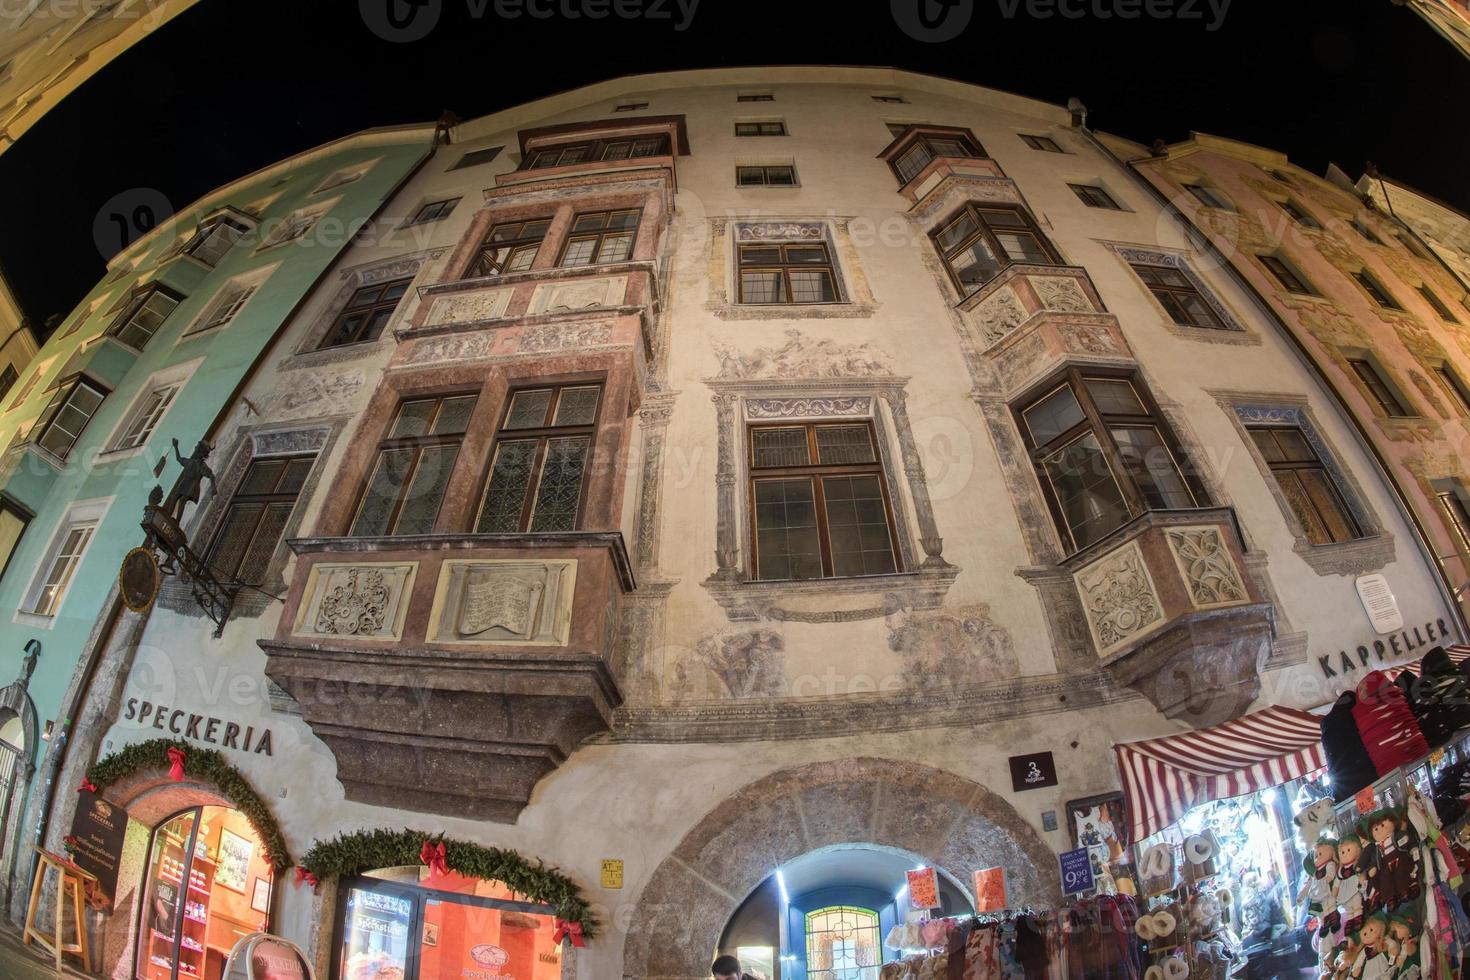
736 242 840 305
1246 424 1363 545
1184 184 1232 210
319 278 412 349
932 203 1063 296
746 420 901 581
1352 269 1401 310
33 375 108 460
734 121 786 137
29 519 95 616
736 165 797 187
522 135 669 169
1019 134 1062 152
1347 358 1413 417
1129 263 1227 330
555 209 642 268
888 129 985 184
408 198 460 225
470 217 552 277
106 284 183 350
205 454 316 587
1069 183 1122 210
474 381 604 534
350 395 476 537
112 382 181 452
1013 367 1205 554
1419 284 1459 323
1259 254 1316 295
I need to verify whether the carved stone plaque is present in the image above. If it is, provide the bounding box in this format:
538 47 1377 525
293 562 417 640
428 559 577 646
458 570 543 637
427 288 512 326
1073 541 1164 659
527 276 627 316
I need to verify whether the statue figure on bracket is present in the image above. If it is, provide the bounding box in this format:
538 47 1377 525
159 439 217 523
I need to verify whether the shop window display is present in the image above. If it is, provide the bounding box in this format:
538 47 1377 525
135 805 274 980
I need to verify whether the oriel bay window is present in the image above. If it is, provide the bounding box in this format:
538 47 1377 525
557 209 640 267
1018 371 1200 552
470 218 551 277
33 377 108 460
737 242 838 304
934 204 1061 294
320 278 412 348
351 395 477 536
890 129 985 184
477 383 601 533
107 285 182 350
748 422 899 581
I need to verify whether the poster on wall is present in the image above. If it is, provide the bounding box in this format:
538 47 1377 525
1065 792 1135 896
905 867 940 909
340 887 412 980
66 789 128 908
973 868 1006 912
216 829 254 893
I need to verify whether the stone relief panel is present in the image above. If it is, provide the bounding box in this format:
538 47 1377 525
712 329 894 380
744 396 872 420
885 600 1019 691
974 286 1029 346
425 288 512 327
733 222 826 243
293 563 417 641
426 559 577 646
1164 526 1249 610
517 320 615 354
264 370 365 417
1032 276 1093 313
401 332 499 367
526 276 627 316
1074 541 1165 659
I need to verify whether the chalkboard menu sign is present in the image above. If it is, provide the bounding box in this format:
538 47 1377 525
68 790 129 907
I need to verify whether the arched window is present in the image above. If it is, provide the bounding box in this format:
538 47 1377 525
804 906 880 980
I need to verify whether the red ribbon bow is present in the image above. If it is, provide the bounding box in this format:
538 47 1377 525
553 919 586 948
166 747 186 781
294 867 318 889
420 840 448 879
78 778 98 794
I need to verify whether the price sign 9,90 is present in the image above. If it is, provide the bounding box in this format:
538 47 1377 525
1057 848 1095 897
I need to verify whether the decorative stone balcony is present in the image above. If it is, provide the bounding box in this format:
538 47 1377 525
1061 507 1274 728
965 264 1133 398
897 156 1011 205
258 531 634 821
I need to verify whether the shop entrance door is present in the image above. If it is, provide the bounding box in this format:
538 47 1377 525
134 805 274 980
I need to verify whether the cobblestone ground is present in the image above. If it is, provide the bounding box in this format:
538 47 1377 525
0 927 91 979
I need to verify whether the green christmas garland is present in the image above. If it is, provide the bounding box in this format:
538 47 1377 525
299 828 597 938
85 738 291 871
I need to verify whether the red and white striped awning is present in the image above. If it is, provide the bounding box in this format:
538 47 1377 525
1114 705 1327 844
1382 644 1470 682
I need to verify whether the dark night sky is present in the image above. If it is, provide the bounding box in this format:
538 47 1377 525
2 0 1467 331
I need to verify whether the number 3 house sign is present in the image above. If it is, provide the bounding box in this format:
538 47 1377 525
1008 752 1059 792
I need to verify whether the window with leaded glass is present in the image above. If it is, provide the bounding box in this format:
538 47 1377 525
737 242 838 304
107 286 181 350
888 129 983 184
476 383 601 533
748 421 898 581
350 395 477 536
470 218 551 277
1246 425 1362 545
206 455 315 586
184 215 250 266
523 135 668 168
1353 270 1401 309
1017 371 1200 552
1129 263 1227 330
804 906 881 980
557 210 640 267
320 279 411 348
1347 358 1413 417
33 377 107 460
933 204 1061 294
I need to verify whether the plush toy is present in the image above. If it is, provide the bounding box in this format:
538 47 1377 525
1333 835 1367 937
1349 913 1397 980
1387 910 1421 980
1299 839 1340 918
1334 935 1360 980
1362 809 1421 912
1297 798 1336 847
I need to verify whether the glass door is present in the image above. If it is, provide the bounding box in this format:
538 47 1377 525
136 809 204 980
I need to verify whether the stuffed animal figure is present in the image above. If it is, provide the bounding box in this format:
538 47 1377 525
1387 911 1420 980
1333 835 1367 936
1349 913 1397 980
1362 809 1421 912
1334 936 1360 980
1299 839 1340 918
1297 798 1336 847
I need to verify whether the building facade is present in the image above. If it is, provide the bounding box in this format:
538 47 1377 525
0 124 434 920
1393 0 1470 59
11 68 1466 980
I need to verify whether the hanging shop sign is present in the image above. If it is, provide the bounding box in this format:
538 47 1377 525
119 547 162 613
972 868 1006 912
123 698 275 755
66 789 128 908
600 859 623 889
905 867 940 909
1315 616 1453 679
1007 752 1058 792
1057 848 1094 896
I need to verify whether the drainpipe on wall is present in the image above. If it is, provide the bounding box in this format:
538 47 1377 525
1073 122 1470 644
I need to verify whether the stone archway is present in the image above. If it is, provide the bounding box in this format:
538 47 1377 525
0 681 38 909
621 757 1059 980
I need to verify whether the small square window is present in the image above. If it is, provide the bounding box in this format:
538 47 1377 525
1418 284 1459 323
737 93 774 102
735 121 786 137
408 198 460 224
613 102 648 112
1020 134 1062 152
1069 184 1122 210
28 518 97 616
1347 358 1413 417
451 146 503 170
871 94 907 104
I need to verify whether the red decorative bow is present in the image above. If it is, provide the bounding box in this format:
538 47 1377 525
78 778 98 794
166 747 186 781
553 919 586 948
420 840 448 879
294 867 318 889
